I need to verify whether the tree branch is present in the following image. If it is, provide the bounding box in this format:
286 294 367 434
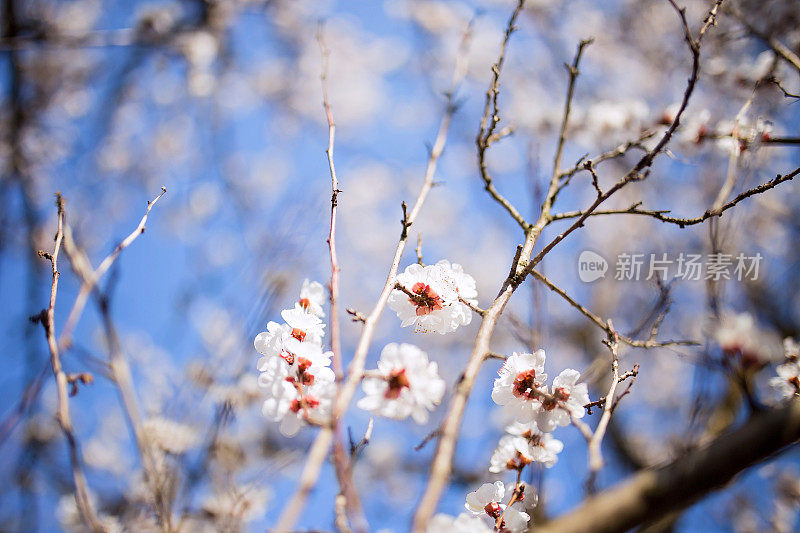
532 401 800 533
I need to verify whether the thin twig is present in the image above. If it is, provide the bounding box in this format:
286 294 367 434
547 167 799 228
476 0 530 230
317 24 365 532
728 5 800 73
60 190 172 531
59 187 166 350
38 195 105 533
527 268 696 348
585 324 621 493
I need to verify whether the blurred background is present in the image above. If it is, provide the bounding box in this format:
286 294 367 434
1 0 799 531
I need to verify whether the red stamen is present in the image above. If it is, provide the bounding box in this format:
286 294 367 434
384 368 411 399
512 369 538 400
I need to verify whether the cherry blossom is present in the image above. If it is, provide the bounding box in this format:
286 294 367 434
255 280 335 437
464 481 530 533
427 513 493 533
260 363 335 437
532 369 590 432
491 350 548 423
281 307 325 344
491 351 589 431
770 361 800 401
357 343 445 423
490 422 563 472
388 261 478 334
299 279 326 317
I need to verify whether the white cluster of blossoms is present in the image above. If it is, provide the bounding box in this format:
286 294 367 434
491 350 589 432
770 338 800 401
254 280 335 437
388 260 478 334
432 350 586 532
485 350 586 527
428 481 534 533
357 343 445 424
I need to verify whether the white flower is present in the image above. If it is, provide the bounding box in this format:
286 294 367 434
357 343 445 424
490 435 533 473
464 481 530 533
427 513 493 533
281 307 325 344
491 351 548 423
299 279 326 317
770 361 800 401
490 423 563 472
387 261 477 334
435 259 478 328
454 513 496 532
261 371 334 437
255 322 331 369
532 369 590 432
508 422 563 467
784 338 799 360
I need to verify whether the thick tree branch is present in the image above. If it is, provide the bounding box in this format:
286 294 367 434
532 400 800 533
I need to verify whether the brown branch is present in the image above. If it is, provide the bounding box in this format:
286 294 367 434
728 5 800 74
476 0 530 230
553 38 594 188
557 131 655 184
317 24 366 531
273 18 473 532
548 167 799 228
531 401 800 533
516 0 724 284
39 195 105 533
58 187 166 350
586 326 621 493
60 190 171 531
527 269 696 348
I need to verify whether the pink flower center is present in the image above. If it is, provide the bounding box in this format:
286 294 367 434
409 282 443 316
384 368 411 399
512 369 539 399
291 328 307 342
299 297 311 310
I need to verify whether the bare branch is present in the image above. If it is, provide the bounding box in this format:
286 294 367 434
39 195 105 533
532 401 800 533
59 187 166 350
548 167 799 228
527 268 696 348
476 0 530 230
